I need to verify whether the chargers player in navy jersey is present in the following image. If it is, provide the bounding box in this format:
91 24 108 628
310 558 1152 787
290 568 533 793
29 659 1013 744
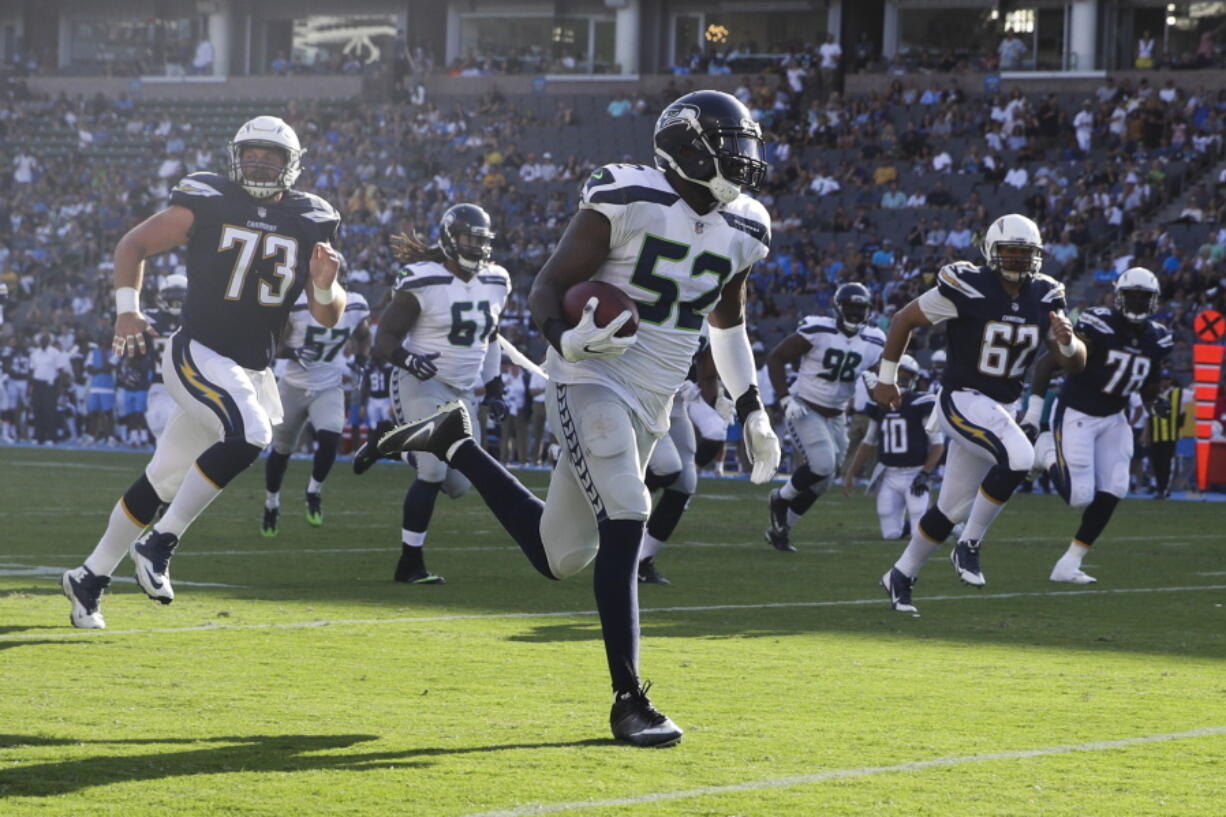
144 273 186 440
1025 267 1171 584
843 356 945 539
872 214 1086 613
61 116 344 629
359 91 780 746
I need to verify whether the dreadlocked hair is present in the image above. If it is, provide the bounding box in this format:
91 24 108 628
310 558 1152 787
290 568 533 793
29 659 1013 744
391 231 446 264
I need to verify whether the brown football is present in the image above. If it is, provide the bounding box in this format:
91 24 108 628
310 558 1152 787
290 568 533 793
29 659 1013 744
561 280 639 338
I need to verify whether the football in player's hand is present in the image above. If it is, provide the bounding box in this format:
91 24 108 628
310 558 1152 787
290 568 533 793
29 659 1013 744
562 281 639 337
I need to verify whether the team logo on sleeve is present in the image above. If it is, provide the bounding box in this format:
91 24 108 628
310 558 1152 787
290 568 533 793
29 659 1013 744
173 177 222 197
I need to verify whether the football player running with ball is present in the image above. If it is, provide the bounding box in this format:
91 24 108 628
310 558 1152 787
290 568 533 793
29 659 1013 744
764 282 884 552
874 214 1085 614
261 277 370 536
351 204 510 586
62 116 344 628
366 91 780 746
1026 267 1171 583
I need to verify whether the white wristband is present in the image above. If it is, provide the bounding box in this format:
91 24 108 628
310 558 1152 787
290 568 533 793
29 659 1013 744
115 287 139 315
1057 339 1077 357
313 283 336 304
1023 394 1044 427
878 359 898 385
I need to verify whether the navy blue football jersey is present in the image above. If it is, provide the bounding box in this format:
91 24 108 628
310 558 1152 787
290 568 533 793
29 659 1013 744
169 172 340 370
144 307 181 385
366 361 393 399
1059 306 1171 417
930 262 1066 403
868 391 937 467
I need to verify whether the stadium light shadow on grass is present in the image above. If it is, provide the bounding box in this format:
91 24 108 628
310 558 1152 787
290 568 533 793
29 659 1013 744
0 734 615 797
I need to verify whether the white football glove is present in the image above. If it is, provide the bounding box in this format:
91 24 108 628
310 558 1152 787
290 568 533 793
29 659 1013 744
743 409 781 484
781 394 810 423
560 297 637 363
676 380 701 402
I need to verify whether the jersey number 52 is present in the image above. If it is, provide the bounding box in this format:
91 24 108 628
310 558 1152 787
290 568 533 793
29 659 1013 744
631 235 734 331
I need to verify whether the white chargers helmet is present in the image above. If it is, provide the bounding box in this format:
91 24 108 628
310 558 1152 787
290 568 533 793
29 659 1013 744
981 213 1044 283
1114 266 1160 323
898 354 920 391
229 116 304 199
929 349 947 374
158 273 188 316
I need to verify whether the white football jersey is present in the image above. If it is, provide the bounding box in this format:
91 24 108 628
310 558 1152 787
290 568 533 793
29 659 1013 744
791 316 885 410
281 291 370 391
395 260 511 391
546 163 771 433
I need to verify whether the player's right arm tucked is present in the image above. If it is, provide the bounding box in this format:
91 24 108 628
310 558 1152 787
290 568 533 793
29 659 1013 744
872 299 933 409
112 205 195 358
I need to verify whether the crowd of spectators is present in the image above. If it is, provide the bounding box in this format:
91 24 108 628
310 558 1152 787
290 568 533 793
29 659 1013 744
1 67 1224 460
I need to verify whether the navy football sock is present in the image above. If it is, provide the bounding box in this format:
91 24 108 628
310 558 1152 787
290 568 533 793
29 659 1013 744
312 430 340 483
594 518 645 695
645 489 690 543
448 439 556 579
402 479 441 534
265 450 291 494
1074 492 1120 546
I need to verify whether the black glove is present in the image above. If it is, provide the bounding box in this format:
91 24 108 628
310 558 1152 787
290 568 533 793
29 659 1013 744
1020 421 1039 443
1151 396 1171 419
482 376 508 422
391 348 439 380
909 470 932 497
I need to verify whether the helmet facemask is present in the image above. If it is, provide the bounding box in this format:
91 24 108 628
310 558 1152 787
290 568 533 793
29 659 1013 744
990 242 1043 283
442 223 494 272
1116 287 1158 323
656 120 765 203
229 141 302 200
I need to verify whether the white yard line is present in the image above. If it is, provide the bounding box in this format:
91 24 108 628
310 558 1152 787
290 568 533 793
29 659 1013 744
3 532 1221 561
0 563 240 588
456 726 1226 817
1 584 1222 642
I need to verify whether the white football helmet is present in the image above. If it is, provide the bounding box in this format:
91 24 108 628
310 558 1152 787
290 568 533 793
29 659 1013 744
1114 266 1160 323
158 273 188 316
229 116 303 199
898 354 920 391
929 349 947 373
981 214 1044 282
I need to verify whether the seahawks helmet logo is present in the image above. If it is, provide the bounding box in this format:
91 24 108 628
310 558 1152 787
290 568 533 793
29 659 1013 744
656 103 702 133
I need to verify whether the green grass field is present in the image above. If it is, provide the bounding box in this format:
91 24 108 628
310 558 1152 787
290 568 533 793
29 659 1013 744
2 445 1224 816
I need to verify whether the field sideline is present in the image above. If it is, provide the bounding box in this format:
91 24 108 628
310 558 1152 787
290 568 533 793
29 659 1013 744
2 445 1223 816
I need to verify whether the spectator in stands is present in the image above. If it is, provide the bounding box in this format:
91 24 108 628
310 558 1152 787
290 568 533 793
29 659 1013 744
880 181 906 209
1004 162 1030 189
606 96 631 117
945 219 973 250
819 33 842 97
998 30 1027 70
1047 230 1079 274
1074 100 1094 154
1136 30 1157 69
927 179 953 208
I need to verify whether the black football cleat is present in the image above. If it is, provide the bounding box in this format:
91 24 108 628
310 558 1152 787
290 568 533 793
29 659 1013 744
261 506 279 538
130 530 180 604
637 558 671 586
610 683 683 748
880 567 918 614
62 566 111 629
352 421 397 475
380 400 473 463
950 539 986 587
394 568 446 585
765 488 796 552
305 492 323 527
